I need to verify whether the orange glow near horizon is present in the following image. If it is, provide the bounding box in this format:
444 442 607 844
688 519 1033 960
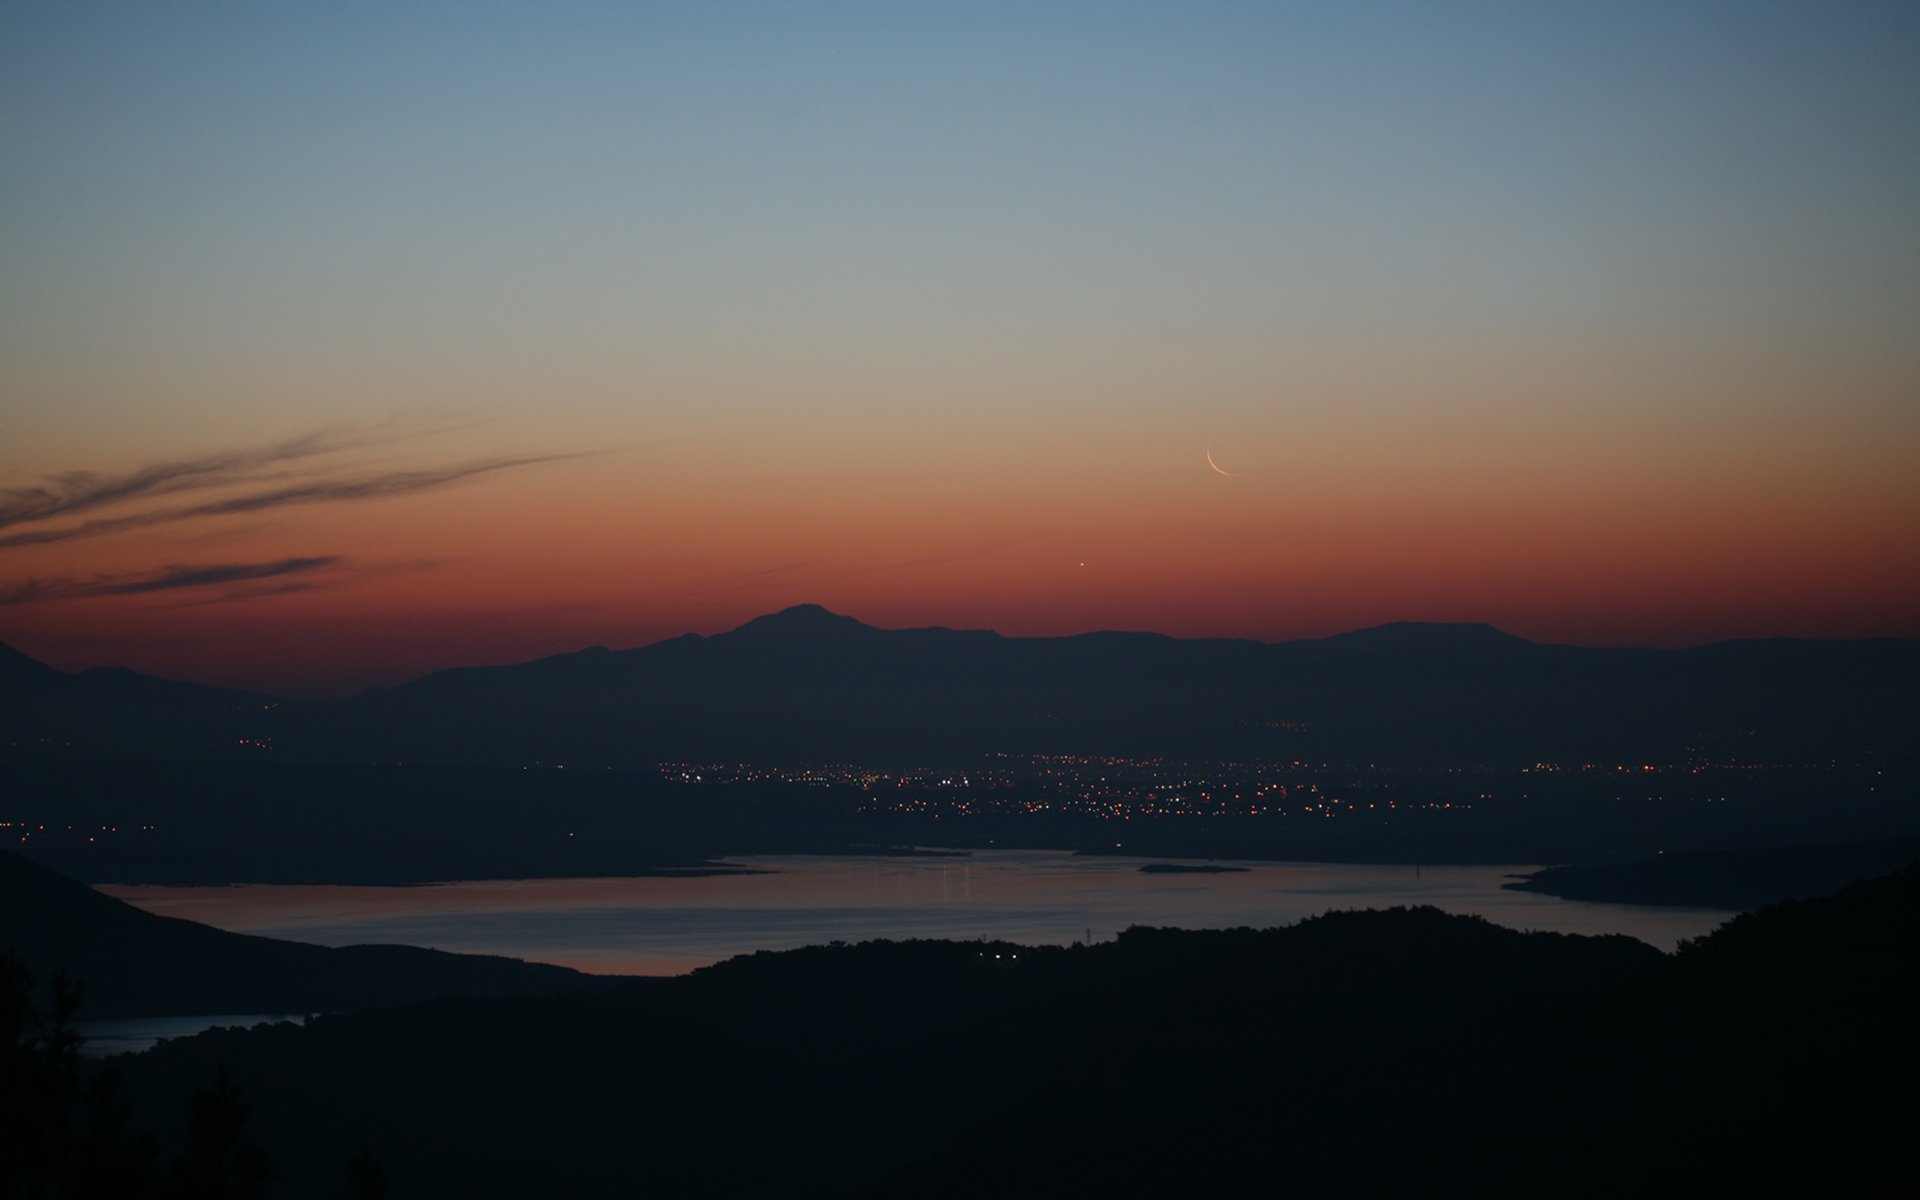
2 421 1913 698
4 8 1918 696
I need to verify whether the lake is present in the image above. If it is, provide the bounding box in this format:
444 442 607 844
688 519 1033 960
100 848 1735 974
77 1013 312 1057
81 849 1736 1053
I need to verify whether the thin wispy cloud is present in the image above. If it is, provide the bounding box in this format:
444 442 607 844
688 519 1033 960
158 580 327 608
105 557 341 595
0 556 340 607
154 556 450 609
0 427 387 531
0 453 579 550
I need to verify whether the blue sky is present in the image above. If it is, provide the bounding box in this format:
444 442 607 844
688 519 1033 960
3 2 1917 692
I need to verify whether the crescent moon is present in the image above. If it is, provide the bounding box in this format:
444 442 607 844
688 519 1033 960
1206 445 1234 477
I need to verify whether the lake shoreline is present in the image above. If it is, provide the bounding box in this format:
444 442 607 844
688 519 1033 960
100 849 1740 979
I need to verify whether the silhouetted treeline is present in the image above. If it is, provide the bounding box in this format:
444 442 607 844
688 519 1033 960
1 955 275 1199
97 862 1919 1197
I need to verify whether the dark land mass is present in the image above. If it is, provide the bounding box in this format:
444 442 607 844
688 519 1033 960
35 862 1908 1198
6 754 1915 886
1508 834 1920 908
0 760 838 885
1137 862 1248 874
0 850 617 1019
0 639 312 763
8 608 1913 1193
6 605 1915 771
5 605 1913 884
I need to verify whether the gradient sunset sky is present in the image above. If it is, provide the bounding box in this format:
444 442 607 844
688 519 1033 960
3 2 1917 697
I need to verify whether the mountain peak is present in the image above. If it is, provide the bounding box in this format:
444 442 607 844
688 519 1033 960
1321 621 1533 651
0 641 60 680
728 604 873 638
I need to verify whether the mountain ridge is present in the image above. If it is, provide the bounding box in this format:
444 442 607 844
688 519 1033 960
7 606 1917 700
4 607 1914 768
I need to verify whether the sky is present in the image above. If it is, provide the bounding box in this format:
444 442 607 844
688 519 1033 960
2 1 1917 698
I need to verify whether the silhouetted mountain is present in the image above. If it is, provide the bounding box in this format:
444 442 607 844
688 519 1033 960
6 611 1915 770
0 850 611 1018
0 641 296 761
1315 618 1535 655
729 602 874 640
0 639 62 681
312 606 1917 767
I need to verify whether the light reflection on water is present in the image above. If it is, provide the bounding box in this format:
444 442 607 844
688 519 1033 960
101 849 1736 977
76 1013 309 1058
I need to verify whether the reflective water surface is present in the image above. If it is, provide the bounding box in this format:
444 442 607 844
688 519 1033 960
76 1013 309 1057
102 849 1736 977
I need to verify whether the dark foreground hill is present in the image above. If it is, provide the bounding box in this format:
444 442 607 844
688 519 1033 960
0 850 610 1018
71 863 1919 1198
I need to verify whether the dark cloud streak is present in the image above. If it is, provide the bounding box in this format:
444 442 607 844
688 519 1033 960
0 556 341 607
158 580 327 609
0 454 577 549
100 557 340 595
0 427 380 531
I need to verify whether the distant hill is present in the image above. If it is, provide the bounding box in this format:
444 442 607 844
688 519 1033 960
101 863 1918 1197
0 644 298 761
5 605 1915 768
319 604 1917 767
0 850 612 1018
1508 835 1920 907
